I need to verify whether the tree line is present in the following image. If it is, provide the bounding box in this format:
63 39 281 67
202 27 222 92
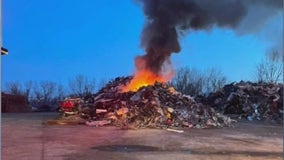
3 50 282 110
255 50 283 83
3 75 107 110
170 50 283 96
169 67 227 96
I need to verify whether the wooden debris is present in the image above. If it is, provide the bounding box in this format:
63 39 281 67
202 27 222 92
166 128 184 133
85 120 111 127
58 76 235 129
96 109 108 114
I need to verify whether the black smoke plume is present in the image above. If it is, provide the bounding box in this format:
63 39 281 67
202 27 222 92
135 0 282 76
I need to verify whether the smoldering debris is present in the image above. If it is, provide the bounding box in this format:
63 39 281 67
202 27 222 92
196 81 283 123
59 77 234 129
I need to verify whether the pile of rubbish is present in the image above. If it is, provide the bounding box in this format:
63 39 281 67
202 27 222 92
59 78 283 129
196 81 283 123
59 77 233 129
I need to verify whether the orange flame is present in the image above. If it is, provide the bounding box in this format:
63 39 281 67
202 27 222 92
121 70 169 92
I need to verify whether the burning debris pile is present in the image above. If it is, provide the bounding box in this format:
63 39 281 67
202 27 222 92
59 77 233 129
197 81 283 123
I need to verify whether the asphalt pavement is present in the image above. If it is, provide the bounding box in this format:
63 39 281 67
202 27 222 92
2 112 283 160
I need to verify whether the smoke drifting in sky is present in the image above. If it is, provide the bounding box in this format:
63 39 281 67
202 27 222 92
135 0 282 76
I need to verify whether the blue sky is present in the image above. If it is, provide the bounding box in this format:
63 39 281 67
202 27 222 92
2 0 282 87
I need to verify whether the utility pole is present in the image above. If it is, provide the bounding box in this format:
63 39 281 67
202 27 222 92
0 0 8 56
0 0 2 157
0 0 2 52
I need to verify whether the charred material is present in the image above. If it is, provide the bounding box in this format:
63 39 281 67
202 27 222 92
59 77 233 129
197 81 283 123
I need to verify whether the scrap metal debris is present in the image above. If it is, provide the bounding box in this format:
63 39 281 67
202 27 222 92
59 77 234 129
58 78 283 129
196 81 283 123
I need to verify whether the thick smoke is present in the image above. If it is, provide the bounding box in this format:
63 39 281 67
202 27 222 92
135 0 282 76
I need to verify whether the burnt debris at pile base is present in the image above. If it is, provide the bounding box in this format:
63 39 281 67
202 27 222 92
59 77 233 129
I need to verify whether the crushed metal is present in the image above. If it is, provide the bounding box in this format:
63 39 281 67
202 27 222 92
196 81 283 123
59 77 234 129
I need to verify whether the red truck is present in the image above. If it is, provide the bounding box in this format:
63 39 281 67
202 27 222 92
59 98 83 116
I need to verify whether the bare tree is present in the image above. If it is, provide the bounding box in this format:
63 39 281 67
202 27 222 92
170 67 203 96
4 81 23 95
255 50 283 83
32 81 56 106
203 68 227 94
170 67 227 96
23 81 33 101
68 75 96 97
56 84 66 101
4 81 34 103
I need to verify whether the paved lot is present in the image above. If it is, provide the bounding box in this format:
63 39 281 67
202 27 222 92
2 112 283 160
